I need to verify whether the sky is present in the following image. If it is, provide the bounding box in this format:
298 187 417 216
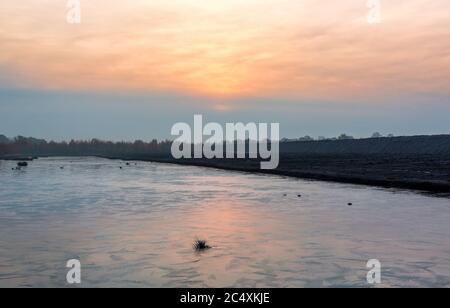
1 0 450 141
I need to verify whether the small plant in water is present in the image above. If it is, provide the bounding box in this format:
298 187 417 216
193 239 211 251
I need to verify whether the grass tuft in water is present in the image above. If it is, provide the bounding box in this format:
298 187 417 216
193 239 211 251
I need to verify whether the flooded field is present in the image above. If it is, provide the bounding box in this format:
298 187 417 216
1 157 450 287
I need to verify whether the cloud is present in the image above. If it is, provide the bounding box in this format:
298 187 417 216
1 0 449 101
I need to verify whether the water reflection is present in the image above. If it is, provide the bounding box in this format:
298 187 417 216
0 157 450 287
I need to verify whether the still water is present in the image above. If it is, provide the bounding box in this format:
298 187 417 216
0 157 449 288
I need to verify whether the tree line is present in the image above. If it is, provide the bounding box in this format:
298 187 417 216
0 135 173 157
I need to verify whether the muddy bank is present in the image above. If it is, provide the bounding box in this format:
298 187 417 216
104 153 450 195
3 134 450 194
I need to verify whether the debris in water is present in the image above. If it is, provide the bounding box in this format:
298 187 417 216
193 240 211 251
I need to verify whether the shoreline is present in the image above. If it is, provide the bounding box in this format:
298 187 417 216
101 155 450 196
2 154 450 195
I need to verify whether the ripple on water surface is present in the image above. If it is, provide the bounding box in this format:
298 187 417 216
0 157 450 287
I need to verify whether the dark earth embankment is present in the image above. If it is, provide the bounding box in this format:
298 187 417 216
106 135 450 194
103 153 449 195
2 134 450 194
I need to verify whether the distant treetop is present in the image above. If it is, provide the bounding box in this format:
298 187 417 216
0 134 11 144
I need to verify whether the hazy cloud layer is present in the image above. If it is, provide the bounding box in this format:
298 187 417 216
1 0 449 101
1 1 450 139
1 89 449 141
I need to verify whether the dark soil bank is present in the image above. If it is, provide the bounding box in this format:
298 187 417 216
111 153 450 194
3 134 450 194
280 135 450 155
104 135 450 194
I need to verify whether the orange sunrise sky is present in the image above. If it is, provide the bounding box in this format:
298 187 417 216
1 0 449 98
0 1 449 140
